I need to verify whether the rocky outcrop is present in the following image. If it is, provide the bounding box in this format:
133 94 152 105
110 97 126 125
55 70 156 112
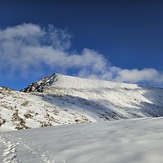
21 73 57 93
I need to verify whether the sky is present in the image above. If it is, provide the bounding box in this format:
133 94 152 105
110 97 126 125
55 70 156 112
0 0 163 90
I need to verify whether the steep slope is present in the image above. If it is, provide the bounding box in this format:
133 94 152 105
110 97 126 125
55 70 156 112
1 73 163 131
0 117 163 163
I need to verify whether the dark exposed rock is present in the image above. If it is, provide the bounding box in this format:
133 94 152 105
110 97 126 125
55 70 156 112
21 73 57 93
0 117 6 126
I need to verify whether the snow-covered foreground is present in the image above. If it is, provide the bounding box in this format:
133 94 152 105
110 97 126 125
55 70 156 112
1 73 163 131
0 117 163 163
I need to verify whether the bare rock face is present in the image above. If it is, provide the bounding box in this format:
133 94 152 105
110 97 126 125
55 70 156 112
21 73 57 93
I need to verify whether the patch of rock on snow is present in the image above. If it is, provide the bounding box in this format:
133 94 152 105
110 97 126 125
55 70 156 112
21 73 57 93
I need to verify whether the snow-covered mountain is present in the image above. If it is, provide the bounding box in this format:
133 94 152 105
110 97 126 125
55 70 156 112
1 73 163 131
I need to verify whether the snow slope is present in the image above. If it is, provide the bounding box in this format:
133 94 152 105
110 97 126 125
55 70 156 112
0 117 163 163
1 73 163 131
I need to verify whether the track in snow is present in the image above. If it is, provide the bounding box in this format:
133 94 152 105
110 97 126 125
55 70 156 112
0 135 19 163
0 134 54 163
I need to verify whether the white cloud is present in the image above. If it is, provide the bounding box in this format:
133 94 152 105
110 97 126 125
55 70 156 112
114 68 163 84
0 23 108 78
0 23 43 39
0 23 163 86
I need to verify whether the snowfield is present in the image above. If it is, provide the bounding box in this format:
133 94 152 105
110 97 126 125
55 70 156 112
1 74 163 131
0 117 163 163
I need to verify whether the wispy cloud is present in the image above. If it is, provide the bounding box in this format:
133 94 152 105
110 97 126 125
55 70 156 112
0 23 163 86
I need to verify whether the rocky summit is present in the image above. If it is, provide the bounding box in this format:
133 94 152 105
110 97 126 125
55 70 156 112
21 73 57 93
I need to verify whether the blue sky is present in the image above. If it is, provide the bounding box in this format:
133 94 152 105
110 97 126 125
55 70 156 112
0 0 163 90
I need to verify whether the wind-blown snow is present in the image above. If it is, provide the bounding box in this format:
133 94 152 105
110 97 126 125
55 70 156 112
1 74 163 131
0 117 163 163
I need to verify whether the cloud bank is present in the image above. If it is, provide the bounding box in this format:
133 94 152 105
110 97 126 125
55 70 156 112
0 23 163 86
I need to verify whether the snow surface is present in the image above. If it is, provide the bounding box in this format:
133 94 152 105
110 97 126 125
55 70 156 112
1 74 163 131
0 117 163 163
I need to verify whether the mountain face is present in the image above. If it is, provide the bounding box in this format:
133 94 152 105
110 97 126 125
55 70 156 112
1 73 163 131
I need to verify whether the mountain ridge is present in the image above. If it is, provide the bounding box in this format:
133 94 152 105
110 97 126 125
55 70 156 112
1 73 163 131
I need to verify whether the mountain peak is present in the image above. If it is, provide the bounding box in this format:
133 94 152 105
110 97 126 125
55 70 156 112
21 73 57 93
